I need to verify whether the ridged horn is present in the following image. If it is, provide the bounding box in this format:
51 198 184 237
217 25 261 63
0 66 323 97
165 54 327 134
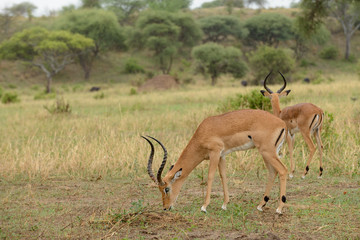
277 71 287 93
263 71 273 93
147 136 167 186
141 136 158 184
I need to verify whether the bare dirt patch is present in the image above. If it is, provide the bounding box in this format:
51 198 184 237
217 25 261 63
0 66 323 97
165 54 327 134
138 74 178 92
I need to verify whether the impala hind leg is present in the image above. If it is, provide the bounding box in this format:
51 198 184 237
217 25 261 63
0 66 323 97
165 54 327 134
218 157 229 210
301 131 316 179
315 128 324 178
201 151 221 213
257 161 277 212
258 152 288 214
286 132 295 178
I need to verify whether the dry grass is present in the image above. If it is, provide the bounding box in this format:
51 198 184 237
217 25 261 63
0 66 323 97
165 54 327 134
0 74 359 181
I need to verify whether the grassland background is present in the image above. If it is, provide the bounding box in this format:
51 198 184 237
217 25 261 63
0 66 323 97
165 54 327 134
0 70 359 239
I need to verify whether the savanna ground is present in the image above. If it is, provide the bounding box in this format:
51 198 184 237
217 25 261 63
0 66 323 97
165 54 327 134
0 71 360 239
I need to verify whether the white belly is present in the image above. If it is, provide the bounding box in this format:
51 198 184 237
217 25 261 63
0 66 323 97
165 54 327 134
220 141 255 158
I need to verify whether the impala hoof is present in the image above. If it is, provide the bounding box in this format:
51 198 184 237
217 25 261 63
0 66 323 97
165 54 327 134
317 175 322 179
289 173 294 179
257 205 263 212
276 208 282 214
201 206 207 213
301 175 306 179
221 204 227 210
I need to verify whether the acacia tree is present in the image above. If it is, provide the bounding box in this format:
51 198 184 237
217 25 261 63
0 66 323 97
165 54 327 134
102 0 145 25
245 13 293 47
129 11 202 74
198 15 248 43
192 43 248 86
298 0 360 60
56 9 126 80
0 27 94 93
5 2 37 21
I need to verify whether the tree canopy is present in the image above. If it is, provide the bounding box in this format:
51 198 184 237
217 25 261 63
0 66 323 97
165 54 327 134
129 11 201 73
245 13 293 47
192 43 248 85
0 27 94 92
198 15 248 43
56 9 126 79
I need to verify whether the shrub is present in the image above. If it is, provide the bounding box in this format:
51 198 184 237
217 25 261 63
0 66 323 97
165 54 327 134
1 92 20 104
129 88 137 95
0 86 3 98
248 46 295 84
124 58 145 74
43 97 71 114
94 92 105 99
319 46 338 60
218 90 272 113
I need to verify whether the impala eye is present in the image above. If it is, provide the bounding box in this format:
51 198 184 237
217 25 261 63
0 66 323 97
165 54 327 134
164 187 170 193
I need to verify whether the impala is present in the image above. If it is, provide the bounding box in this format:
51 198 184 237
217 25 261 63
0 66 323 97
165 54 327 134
260 71 324 179
142 109 288 214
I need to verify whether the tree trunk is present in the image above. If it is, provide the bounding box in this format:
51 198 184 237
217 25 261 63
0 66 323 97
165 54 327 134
46 76 52 93
345 34 351 60
211 75 216 86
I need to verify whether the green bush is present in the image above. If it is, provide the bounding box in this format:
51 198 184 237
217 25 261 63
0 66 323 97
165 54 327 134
124 58 145 74
248 46 295 84
319 46 338 60
94 92 105 99
0 86 3 98
1 92 20 104
129 88 137 95
218 90 272 113
43 97 71 114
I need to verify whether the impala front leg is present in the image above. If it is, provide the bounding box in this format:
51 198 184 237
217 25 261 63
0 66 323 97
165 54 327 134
218 156 229 210
201 150 221 213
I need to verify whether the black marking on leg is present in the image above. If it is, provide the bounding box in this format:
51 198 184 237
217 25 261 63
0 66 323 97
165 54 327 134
309 114 317 129
306 166 309 171
320 167 323 176
275 128 285 146
248 135 252 139
281 195 286 203
264 196 269 202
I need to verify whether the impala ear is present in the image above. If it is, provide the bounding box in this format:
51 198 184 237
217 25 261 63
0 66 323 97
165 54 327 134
260 90 271 98
279 90 291 97
171 168 182 183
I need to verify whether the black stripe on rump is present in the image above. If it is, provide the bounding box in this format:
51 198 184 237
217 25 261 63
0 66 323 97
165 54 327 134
275 128 285 146
309 114 317 129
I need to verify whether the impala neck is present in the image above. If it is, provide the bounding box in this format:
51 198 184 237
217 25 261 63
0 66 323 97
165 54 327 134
164 140 203 183
270 95 282 117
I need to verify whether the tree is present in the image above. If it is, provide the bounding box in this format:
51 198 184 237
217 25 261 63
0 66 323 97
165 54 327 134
248 46 295 84
0 27 94 93
5 2 37 21
198 15 248 43
56 9 126 80
245 13 293 47
81 0 101 8
146 0 192 12
192 43 248 85
292 20 330 59
102 0 145 25
129 11 201 73
298 0 360 60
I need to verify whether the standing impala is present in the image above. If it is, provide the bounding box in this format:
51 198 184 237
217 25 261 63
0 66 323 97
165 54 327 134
142 109 288 214
260 71 324 179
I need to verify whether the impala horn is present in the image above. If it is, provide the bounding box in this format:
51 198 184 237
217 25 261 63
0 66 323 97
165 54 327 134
142 136 167 186
263 71 273 93
277 71 287 93
141 136 158 184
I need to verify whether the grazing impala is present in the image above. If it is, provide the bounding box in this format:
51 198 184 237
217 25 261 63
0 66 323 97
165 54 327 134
260 71 324 179
142 109 288 214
